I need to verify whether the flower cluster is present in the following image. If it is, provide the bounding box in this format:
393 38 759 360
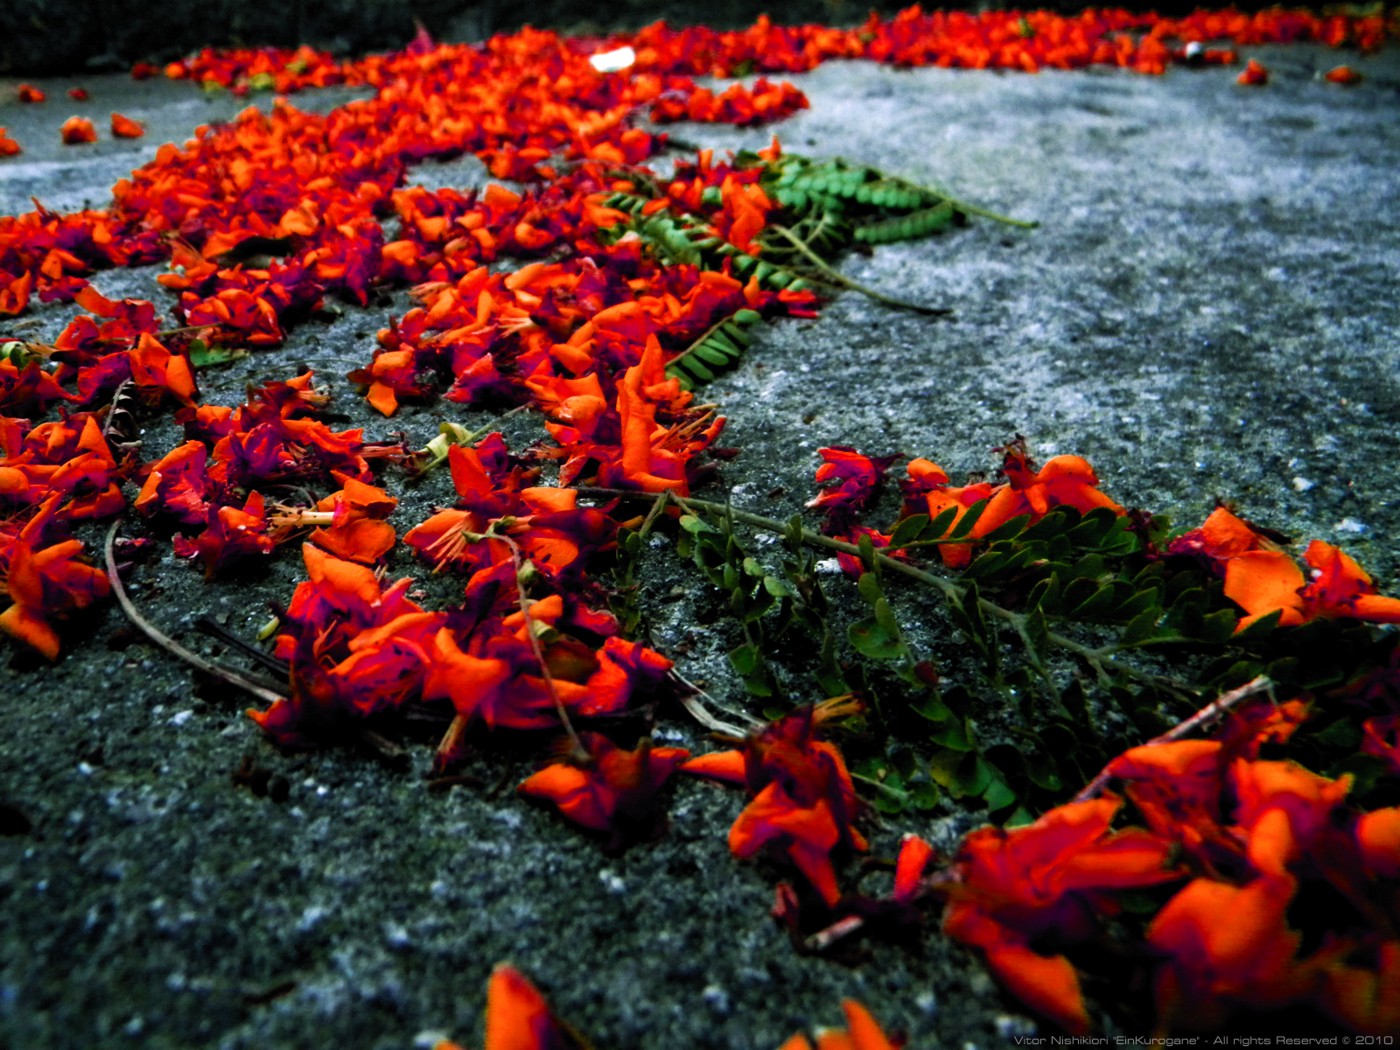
685 699 869 906
801 439 1400 1033
812 438 1124 574
937 710 1400 1035
159 8 1389 96
244 428 673 766
0 395 128 658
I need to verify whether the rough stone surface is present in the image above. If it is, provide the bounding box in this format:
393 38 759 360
1 41 1398 1049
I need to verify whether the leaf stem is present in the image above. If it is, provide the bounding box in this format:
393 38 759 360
579 487 1189 693
495 531 589 763
765 225 950 315
665 308 754 379
1072 674 1274 803
103 520 285 707
941 195 1038 229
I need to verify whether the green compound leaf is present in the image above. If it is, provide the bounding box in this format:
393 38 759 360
888 513 930 550
948 498 989 540
982 513 1033 543
666 307 766 390
853 201 957 244
1122 607 1166 646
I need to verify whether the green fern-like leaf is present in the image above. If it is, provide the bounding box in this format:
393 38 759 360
602 190 653 216
666 308 765 389
853 201 959 244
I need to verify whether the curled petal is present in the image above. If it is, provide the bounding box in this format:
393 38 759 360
892 834 936 904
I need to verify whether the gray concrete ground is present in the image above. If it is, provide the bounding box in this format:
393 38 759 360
1 41 1399 1049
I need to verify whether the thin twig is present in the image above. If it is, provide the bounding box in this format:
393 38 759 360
667 668 760 737
766 224 950 315
1072 674 1274 803
496 531 589 762
637 486 673 540
103 521 285 707
578 486 1178 693
805 914 867 953
194 616 290 677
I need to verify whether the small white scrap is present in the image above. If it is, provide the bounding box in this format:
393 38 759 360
589 46 636 73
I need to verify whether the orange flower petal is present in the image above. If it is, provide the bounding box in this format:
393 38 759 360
982 940 1090 1036
1356 807 1400 880
1199 505 1263 558
840 999 899 1050
518 764 604 830
484 964 562 1050
1224 549 1306 625
680 749 747 785
892 833 936 903
366 380 399 416
0 602 62 660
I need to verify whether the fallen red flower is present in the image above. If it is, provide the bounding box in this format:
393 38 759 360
110 113 145 139
808 447 896 527
0 497 110 660
900 457 996 568
685 700 868 905
970 439 1124 540
172 490 274 576
1237 58 1269 85
1146 873 1331 1031
1165 504 1272 566
941 795 1180 1034
60 117 97 145
1224 539 1400 631
134 440 215 524
0 356 73 415
517 732 690 842
1230 758 1352 878
303 474 398 565
0 414 124 521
